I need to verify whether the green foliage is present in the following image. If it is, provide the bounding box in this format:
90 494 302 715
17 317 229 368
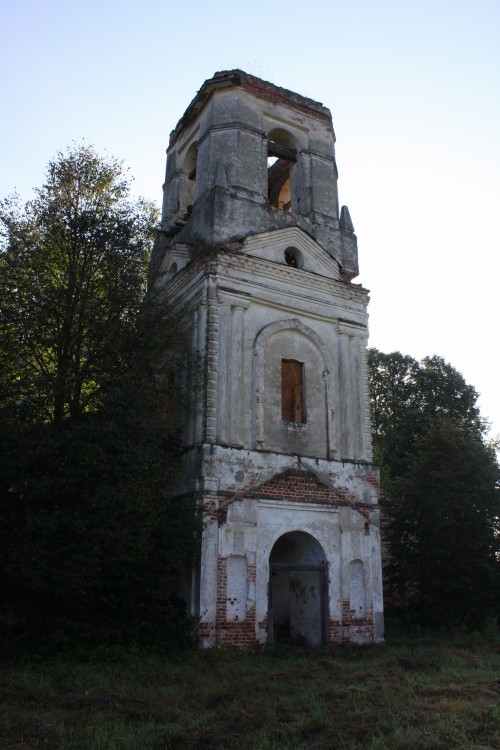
0 144 198 650
0 143 157 424
369 349 500 627
369 349 484 487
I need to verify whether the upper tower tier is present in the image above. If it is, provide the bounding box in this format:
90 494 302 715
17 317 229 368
153 70 358 281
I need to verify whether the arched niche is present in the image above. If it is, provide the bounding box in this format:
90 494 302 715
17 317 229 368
269 531 328 646
226 555 248 622
349 559 366 618
253 319 333 458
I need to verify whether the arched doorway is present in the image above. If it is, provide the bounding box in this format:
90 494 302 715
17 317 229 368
268 531 328 646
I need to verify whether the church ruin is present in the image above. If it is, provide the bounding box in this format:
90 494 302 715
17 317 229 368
150 70 384 648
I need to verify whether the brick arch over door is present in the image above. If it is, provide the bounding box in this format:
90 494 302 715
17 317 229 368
252 319 338 458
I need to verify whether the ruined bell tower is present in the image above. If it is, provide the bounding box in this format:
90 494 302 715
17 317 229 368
151 70 384 647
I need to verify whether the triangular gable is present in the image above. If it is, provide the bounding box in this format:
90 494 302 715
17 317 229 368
242 227 341 281
156 243 192 287
212 469 364 524
241 468 348 506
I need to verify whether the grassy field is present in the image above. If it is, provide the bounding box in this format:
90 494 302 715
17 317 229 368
1 628 499 750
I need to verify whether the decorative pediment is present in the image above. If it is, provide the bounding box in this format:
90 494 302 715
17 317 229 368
156 243 192 288
241 469 347 506
242 227 341 281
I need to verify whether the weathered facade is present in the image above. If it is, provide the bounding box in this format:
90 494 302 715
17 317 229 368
151 70 384 648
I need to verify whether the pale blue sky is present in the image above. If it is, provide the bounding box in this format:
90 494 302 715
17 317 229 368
1 0 499 436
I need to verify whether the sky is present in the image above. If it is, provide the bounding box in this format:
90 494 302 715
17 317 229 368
1 0 499 437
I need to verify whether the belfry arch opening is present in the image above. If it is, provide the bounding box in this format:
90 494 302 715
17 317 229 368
268 531 328 646
181 142 198 220
267 128 297 212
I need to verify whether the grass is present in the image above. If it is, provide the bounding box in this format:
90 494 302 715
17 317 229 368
0 627 499 749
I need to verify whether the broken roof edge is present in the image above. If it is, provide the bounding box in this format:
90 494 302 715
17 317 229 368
169 69 333 147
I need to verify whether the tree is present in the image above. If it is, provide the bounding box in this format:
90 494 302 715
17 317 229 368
369 349 499 627
384 418 499 626
369 349 485 487
0 143 157 424
0 145 198 649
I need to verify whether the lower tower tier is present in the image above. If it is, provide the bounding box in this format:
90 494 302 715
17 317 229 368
176 444 384 649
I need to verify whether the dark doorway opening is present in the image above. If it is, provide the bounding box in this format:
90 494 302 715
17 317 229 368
268 531 328 646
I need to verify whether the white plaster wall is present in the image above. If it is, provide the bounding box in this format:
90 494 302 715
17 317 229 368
160 230 372 464
214 271 369 460
213 497 383 644
237 500 337 642
200 444 379 506
199 493 384 645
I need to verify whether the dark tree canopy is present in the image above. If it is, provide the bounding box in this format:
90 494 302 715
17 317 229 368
369 349 499 628
369 349 485 486
0 145 198 650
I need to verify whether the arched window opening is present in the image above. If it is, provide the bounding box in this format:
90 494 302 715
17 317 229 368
166 262 178 282
181 142 198 221
282 359 305 423
184 142 198 180
267 129 297 211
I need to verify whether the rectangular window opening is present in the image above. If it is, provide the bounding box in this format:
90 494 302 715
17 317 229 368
281 359 305 423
